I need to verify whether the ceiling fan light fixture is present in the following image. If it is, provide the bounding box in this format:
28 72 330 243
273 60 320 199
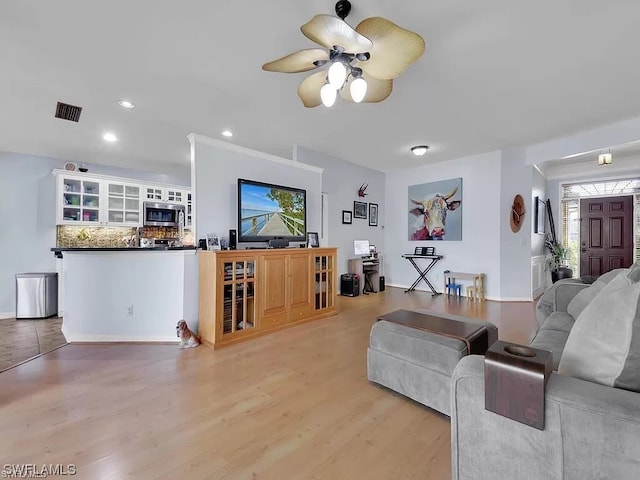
320 83 337 107
598 152 612 165
328 61 348 89
411 145 429 156
350 77 367 103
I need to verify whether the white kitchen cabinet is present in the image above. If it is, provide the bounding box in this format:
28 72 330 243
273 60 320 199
55 170 190 227
186 192 192 228
143 186 187 204
105 181 142 226
57 174 103 225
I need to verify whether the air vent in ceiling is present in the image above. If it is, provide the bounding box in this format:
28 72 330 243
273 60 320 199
55 102 82 122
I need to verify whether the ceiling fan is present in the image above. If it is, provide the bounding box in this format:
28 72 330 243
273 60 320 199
262 0 425 108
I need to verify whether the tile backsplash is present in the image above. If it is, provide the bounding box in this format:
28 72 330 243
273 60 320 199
56 226 181 247
57 226 137 248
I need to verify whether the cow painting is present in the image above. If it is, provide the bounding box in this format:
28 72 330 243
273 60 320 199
408 180 462 241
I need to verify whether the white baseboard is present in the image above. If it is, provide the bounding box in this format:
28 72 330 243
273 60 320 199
385 284 533 302
489 296 533 302
64 333 180 343
0 311 16 319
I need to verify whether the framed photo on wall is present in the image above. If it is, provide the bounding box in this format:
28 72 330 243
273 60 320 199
306 231 319 248
368 203 378 226
342 210 352 224
535 197 546 234
354 201 367 219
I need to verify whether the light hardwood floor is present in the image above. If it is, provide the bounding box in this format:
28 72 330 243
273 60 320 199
0 288 537 480
0 317 66 372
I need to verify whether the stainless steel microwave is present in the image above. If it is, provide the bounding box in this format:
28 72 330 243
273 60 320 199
143 202 185 227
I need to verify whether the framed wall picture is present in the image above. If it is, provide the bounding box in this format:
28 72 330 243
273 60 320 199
408 178 462 240
535 197 546 234
306 231 319 248
342 210 352 224
354 201 367 219
368 203 378 226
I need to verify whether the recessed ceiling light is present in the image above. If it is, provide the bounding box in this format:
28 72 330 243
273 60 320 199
222 130 233 137
118 100 135 109
411 145 429 156
103 132 118 143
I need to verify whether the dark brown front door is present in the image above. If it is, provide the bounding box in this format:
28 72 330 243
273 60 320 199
580 195 634 276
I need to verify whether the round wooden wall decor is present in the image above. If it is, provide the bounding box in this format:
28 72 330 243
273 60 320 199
510 194 525 233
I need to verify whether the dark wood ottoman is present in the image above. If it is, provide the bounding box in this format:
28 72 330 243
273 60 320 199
367 309 498 415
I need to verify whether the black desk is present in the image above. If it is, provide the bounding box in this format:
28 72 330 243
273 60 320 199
401 254 444 295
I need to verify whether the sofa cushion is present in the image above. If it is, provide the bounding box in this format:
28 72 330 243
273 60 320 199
566 281 605 319
558 268 640 392
530 327 571 370
535 279 586 328
565 268 628 319
540 311 575 334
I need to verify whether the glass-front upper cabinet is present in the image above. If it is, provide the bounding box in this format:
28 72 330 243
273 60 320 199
221 259 256 336
106 181 141 226
58 175 101 225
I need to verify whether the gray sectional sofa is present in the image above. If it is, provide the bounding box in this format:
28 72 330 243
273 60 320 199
450 272 640 480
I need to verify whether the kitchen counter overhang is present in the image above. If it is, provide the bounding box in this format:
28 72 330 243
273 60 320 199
52 246 197 258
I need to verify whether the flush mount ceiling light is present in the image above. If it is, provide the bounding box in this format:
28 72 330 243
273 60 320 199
262 0 425 108
118 100 135 109
411 145 429 156
598 149 612 166
222 130 233 137
103 132 118 143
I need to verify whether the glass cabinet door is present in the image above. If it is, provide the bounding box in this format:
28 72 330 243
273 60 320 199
107 182 140 225
145 187 163 201
62 177 100 224
222 259 256 335
314 254 335 311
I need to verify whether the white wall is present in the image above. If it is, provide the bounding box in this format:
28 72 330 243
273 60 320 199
384 151 503 299
499 148 536 300
0 152 58 316
190 136 323 247
294 145 385 277
0 150 190 317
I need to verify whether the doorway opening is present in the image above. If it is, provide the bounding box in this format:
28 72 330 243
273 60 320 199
560 179 640 277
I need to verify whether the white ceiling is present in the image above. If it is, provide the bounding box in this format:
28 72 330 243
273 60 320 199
2 1 640 174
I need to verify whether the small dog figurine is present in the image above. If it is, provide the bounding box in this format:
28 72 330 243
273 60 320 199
176 320 200 348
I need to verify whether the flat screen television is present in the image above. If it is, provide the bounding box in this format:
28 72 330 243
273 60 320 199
237 178 307 243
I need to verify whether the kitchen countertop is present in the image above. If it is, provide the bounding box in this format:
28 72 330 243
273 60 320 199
52 246 197 257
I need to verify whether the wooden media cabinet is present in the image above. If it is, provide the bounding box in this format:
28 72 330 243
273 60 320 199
198 248 337 348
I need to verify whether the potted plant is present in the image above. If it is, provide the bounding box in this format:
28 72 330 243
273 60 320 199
544 236 573 283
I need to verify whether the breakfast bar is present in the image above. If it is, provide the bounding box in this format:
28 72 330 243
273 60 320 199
52 247 197 342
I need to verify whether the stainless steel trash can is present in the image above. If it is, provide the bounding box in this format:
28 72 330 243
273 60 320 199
15 272 58 319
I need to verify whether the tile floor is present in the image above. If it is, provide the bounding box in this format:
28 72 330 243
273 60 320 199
0 317 66 372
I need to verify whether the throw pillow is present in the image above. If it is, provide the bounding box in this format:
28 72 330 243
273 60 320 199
558 270 640 392
566 268 628 319
566 281 605 319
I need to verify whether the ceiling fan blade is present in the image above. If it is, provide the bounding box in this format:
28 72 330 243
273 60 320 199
340 72 393 103
262 49 329 73
297 71 327 108
355 17 425 79
301 15 373 52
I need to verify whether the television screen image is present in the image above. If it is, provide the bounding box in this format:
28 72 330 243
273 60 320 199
238 178 307 243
